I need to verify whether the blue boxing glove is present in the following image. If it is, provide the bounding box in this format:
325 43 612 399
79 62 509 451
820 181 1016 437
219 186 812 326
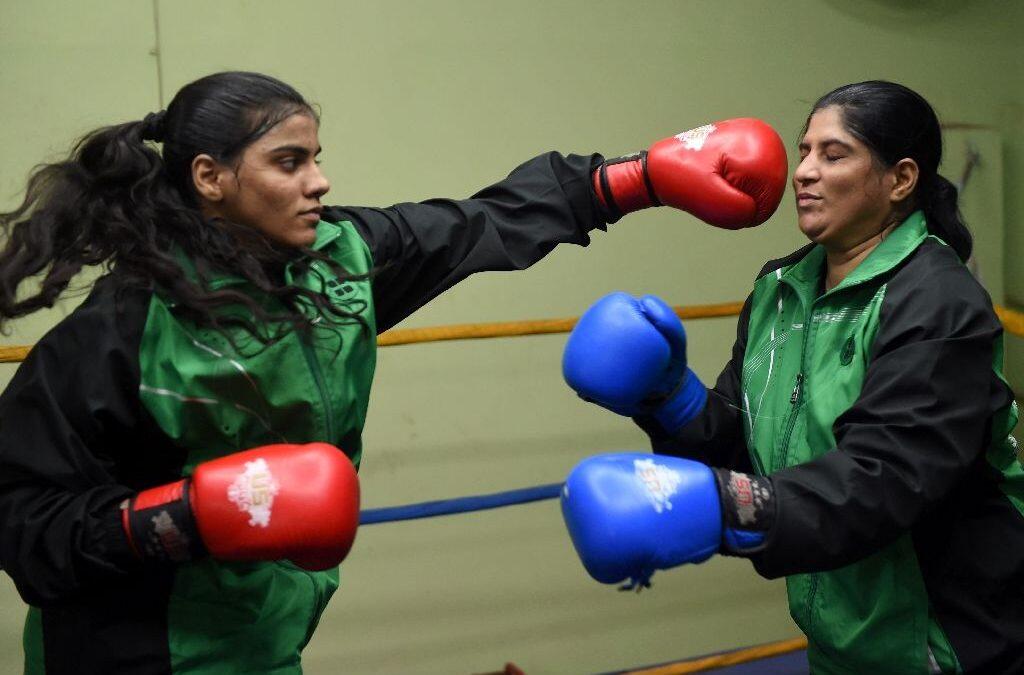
562 292 707 434
560 453 775 589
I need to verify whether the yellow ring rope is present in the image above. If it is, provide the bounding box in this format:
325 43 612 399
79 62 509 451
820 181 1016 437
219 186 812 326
2 302 1022 363
377 301 746 347
995 305 1024 340
619 636 808 675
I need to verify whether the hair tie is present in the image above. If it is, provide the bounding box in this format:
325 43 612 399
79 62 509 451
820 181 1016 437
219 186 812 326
140 110 167 142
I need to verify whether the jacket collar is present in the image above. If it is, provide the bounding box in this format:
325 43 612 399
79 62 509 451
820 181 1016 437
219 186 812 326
781 210 930 301
171 220 343 290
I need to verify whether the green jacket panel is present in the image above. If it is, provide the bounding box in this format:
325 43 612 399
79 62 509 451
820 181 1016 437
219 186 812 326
138 221 374 673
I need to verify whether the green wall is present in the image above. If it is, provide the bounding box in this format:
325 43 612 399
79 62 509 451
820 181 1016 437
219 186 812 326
0 1 1021 673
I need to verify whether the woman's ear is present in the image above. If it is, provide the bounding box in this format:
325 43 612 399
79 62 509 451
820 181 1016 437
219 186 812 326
191 154 227 203
890 158 919 205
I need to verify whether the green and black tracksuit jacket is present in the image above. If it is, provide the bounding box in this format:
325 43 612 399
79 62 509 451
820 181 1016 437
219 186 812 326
651 212 1024 673
0 153 606 674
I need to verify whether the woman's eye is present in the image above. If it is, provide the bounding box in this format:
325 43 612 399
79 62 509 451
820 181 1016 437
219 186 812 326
279 158 298 170
826 155 843 162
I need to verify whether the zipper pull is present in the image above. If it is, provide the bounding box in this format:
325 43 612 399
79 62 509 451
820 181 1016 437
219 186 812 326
790 373 804 405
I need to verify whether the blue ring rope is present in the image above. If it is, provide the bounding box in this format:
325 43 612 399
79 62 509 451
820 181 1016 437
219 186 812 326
359 482 564 525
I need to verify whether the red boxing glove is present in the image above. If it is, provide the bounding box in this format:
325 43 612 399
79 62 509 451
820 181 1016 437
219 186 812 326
122 442 360 571
593 118 788 229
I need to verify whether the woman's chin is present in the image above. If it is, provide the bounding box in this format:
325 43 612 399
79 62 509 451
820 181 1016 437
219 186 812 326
282 226 318 248
798 217 829 244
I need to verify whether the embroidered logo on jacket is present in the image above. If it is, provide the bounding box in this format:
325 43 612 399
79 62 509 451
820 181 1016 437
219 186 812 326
840 335 856 366
227 458 281 527
326 278 358 301
634 458 682 513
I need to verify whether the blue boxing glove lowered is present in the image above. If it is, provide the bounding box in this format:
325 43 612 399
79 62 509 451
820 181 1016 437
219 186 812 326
562 292 707 434
561 453 775 589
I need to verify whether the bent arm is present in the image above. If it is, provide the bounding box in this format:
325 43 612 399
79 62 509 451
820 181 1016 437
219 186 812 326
0 281 177 605
750 264 1012 578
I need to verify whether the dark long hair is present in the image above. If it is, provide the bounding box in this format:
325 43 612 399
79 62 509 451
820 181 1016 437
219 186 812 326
807 80 972 261
0 71 367 342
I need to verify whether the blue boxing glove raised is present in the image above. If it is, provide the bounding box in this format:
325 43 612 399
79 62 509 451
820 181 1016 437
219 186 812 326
560 453 775 589
562 292 707 434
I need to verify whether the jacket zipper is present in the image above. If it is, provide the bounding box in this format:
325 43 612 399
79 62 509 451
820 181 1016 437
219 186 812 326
288 262 339 652
777 301 822 636
774 373 803 472
775 308 813 471
804 573 821 636
789 373 804 404
298 332 335 442
300 566 327 648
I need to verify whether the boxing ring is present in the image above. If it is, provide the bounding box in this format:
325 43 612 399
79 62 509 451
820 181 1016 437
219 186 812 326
2 301 1021 674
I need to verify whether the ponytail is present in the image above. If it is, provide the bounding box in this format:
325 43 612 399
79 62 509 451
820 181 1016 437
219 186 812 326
0 118 175 320
921 174 972 262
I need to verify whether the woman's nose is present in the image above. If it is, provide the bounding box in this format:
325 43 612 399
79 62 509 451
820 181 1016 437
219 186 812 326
792 156 818 185
308 166 330 199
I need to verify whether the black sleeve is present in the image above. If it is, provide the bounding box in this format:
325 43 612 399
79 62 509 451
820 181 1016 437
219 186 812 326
322 152 607 332
750 255 1012 578
0 280 178 605
639 294 755 472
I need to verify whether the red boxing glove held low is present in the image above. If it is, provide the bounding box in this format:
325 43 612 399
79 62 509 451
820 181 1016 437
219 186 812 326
122 443 360 570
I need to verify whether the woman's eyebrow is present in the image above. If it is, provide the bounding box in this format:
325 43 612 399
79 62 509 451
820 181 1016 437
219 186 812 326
799 138 855 152
268 144 322 156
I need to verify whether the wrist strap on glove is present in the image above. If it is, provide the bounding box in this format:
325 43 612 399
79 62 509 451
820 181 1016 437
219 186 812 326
594 151 661 221
712 469 775 554
649 367 707 435
121 479 206 563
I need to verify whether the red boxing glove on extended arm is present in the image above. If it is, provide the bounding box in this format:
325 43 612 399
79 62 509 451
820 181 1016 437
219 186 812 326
594 118 788 229
122 442 360 571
